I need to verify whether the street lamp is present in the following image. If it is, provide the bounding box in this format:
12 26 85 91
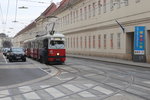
18 6 28 9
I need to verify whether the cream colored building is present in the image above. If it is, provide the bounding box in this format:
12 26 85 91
13 0 150 63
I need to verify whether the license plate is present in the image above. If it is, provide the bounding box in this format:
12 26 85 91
16 57 21 59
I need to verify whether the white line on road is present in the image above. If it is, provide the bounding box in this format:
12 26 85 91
78 91 96 97
62 84 81 92
45 87 65 98
84 84 95 88
93 86 113 95
23 92 41 99
2 55 8 64
38 67 50 74
19 86 32 92
0 97 12 100
0 90 9 97
143 81 150 84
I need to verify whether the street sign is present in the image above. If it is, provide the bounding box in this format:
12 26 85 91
134 26 145 55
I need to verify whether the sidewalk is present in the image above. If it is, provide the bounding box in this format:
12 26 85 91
67 54 150 68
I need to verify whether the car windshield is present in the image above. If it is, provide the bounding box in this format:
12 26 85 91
12 48 24 52
49 40 64 49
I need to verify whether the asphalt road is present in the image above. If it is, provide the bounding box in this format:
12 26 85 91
0 52 150 100
0 53 47 86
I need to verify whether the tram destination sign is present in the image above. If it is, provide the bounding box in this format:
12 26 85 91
134 26 145 55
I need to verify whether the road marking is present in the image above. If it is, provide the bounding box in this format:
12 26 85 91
84 84 94 88
56 77 73 81
19 86 32 92
2 55 8 64
93 86 113 95
0 97 12 100
0 90 9 97
84 74 96 77
38 67 50 74
40 85 50 88
143 81 150 84
78 91 96 97
62 84 81 92
23 92 41 99
45 87 65 98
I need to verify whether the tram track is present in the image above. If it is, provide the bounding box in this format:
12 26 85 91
51 64 134 100
60 58 150 100
50 62 150 100
1 57 149 100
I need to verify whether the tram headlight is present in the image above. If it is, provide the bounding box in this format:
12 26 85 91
56 53 60 56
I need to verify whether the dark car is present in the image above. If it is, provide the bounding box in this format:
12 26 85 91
2 48 10 56
8 47 26 62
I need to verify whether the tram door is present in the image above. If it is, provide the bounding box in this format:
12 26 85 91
43 39 48 59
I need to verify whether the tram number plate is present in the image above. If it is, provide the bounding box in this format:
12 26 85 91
56 59 60 61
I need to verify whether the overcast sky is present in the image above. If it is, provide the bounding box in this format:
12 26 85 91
0 0 61 37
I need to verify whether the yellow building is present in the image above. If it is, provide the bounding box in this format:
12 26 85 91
13 0 150 63
53 0 150 62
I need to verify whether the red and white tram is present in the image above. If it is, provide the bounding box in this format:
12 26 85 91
24 33 66 64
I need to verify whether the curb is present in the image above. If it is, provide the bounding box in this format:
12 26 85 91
67 55 150 68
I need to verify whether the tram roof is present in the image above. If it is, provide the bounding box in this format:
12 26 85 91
36 32 65 39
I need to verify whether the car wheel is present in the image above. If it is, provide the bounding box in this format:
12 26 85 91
22 58 26 62
9 59 12 62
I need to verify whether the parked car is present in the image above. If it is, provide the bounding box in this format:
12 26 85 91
8 47 26 62
2 48 10 56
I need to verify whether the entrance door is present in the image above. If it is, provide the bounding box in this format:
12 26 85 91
126 32 134 60
147 30 150 62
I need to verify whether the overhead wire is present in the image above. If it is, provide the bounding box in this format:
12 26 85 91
14 0 19 22
4 0 10 24
0 3 4 24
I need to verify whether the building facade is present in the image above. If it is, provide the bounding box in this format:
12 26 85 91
13 0 150 63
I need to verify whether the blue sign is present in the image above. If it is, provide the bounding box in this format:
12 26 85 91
134 26 145 55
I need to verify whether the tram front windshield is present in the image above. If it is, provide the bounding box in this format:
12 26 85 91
49 40 64 49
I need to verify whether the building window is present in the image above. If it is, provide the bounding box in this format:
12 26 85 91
104 34 106 49
89 36 91 48
93 2 96 16
117 33 121 49
98 0 102 14
88 5 91 18
76 37 78 48
74 37 75 48
85 36 87 48
68 14 69 24
98 35 101 48
73 11 75 23
68 38 69 48
103 0 106 13
110 0 114 11
84 6 87 20
93 35 95 48
110 34 114 49
80 8 83 20
117 0 121 8
76 10 78 22
123 0 128 6
70 11 72 24
80 37 82 49
135 0 140 3
71 37 72 48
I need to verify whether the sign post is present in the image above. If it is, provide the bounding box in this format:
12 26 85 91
133 26 146 62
